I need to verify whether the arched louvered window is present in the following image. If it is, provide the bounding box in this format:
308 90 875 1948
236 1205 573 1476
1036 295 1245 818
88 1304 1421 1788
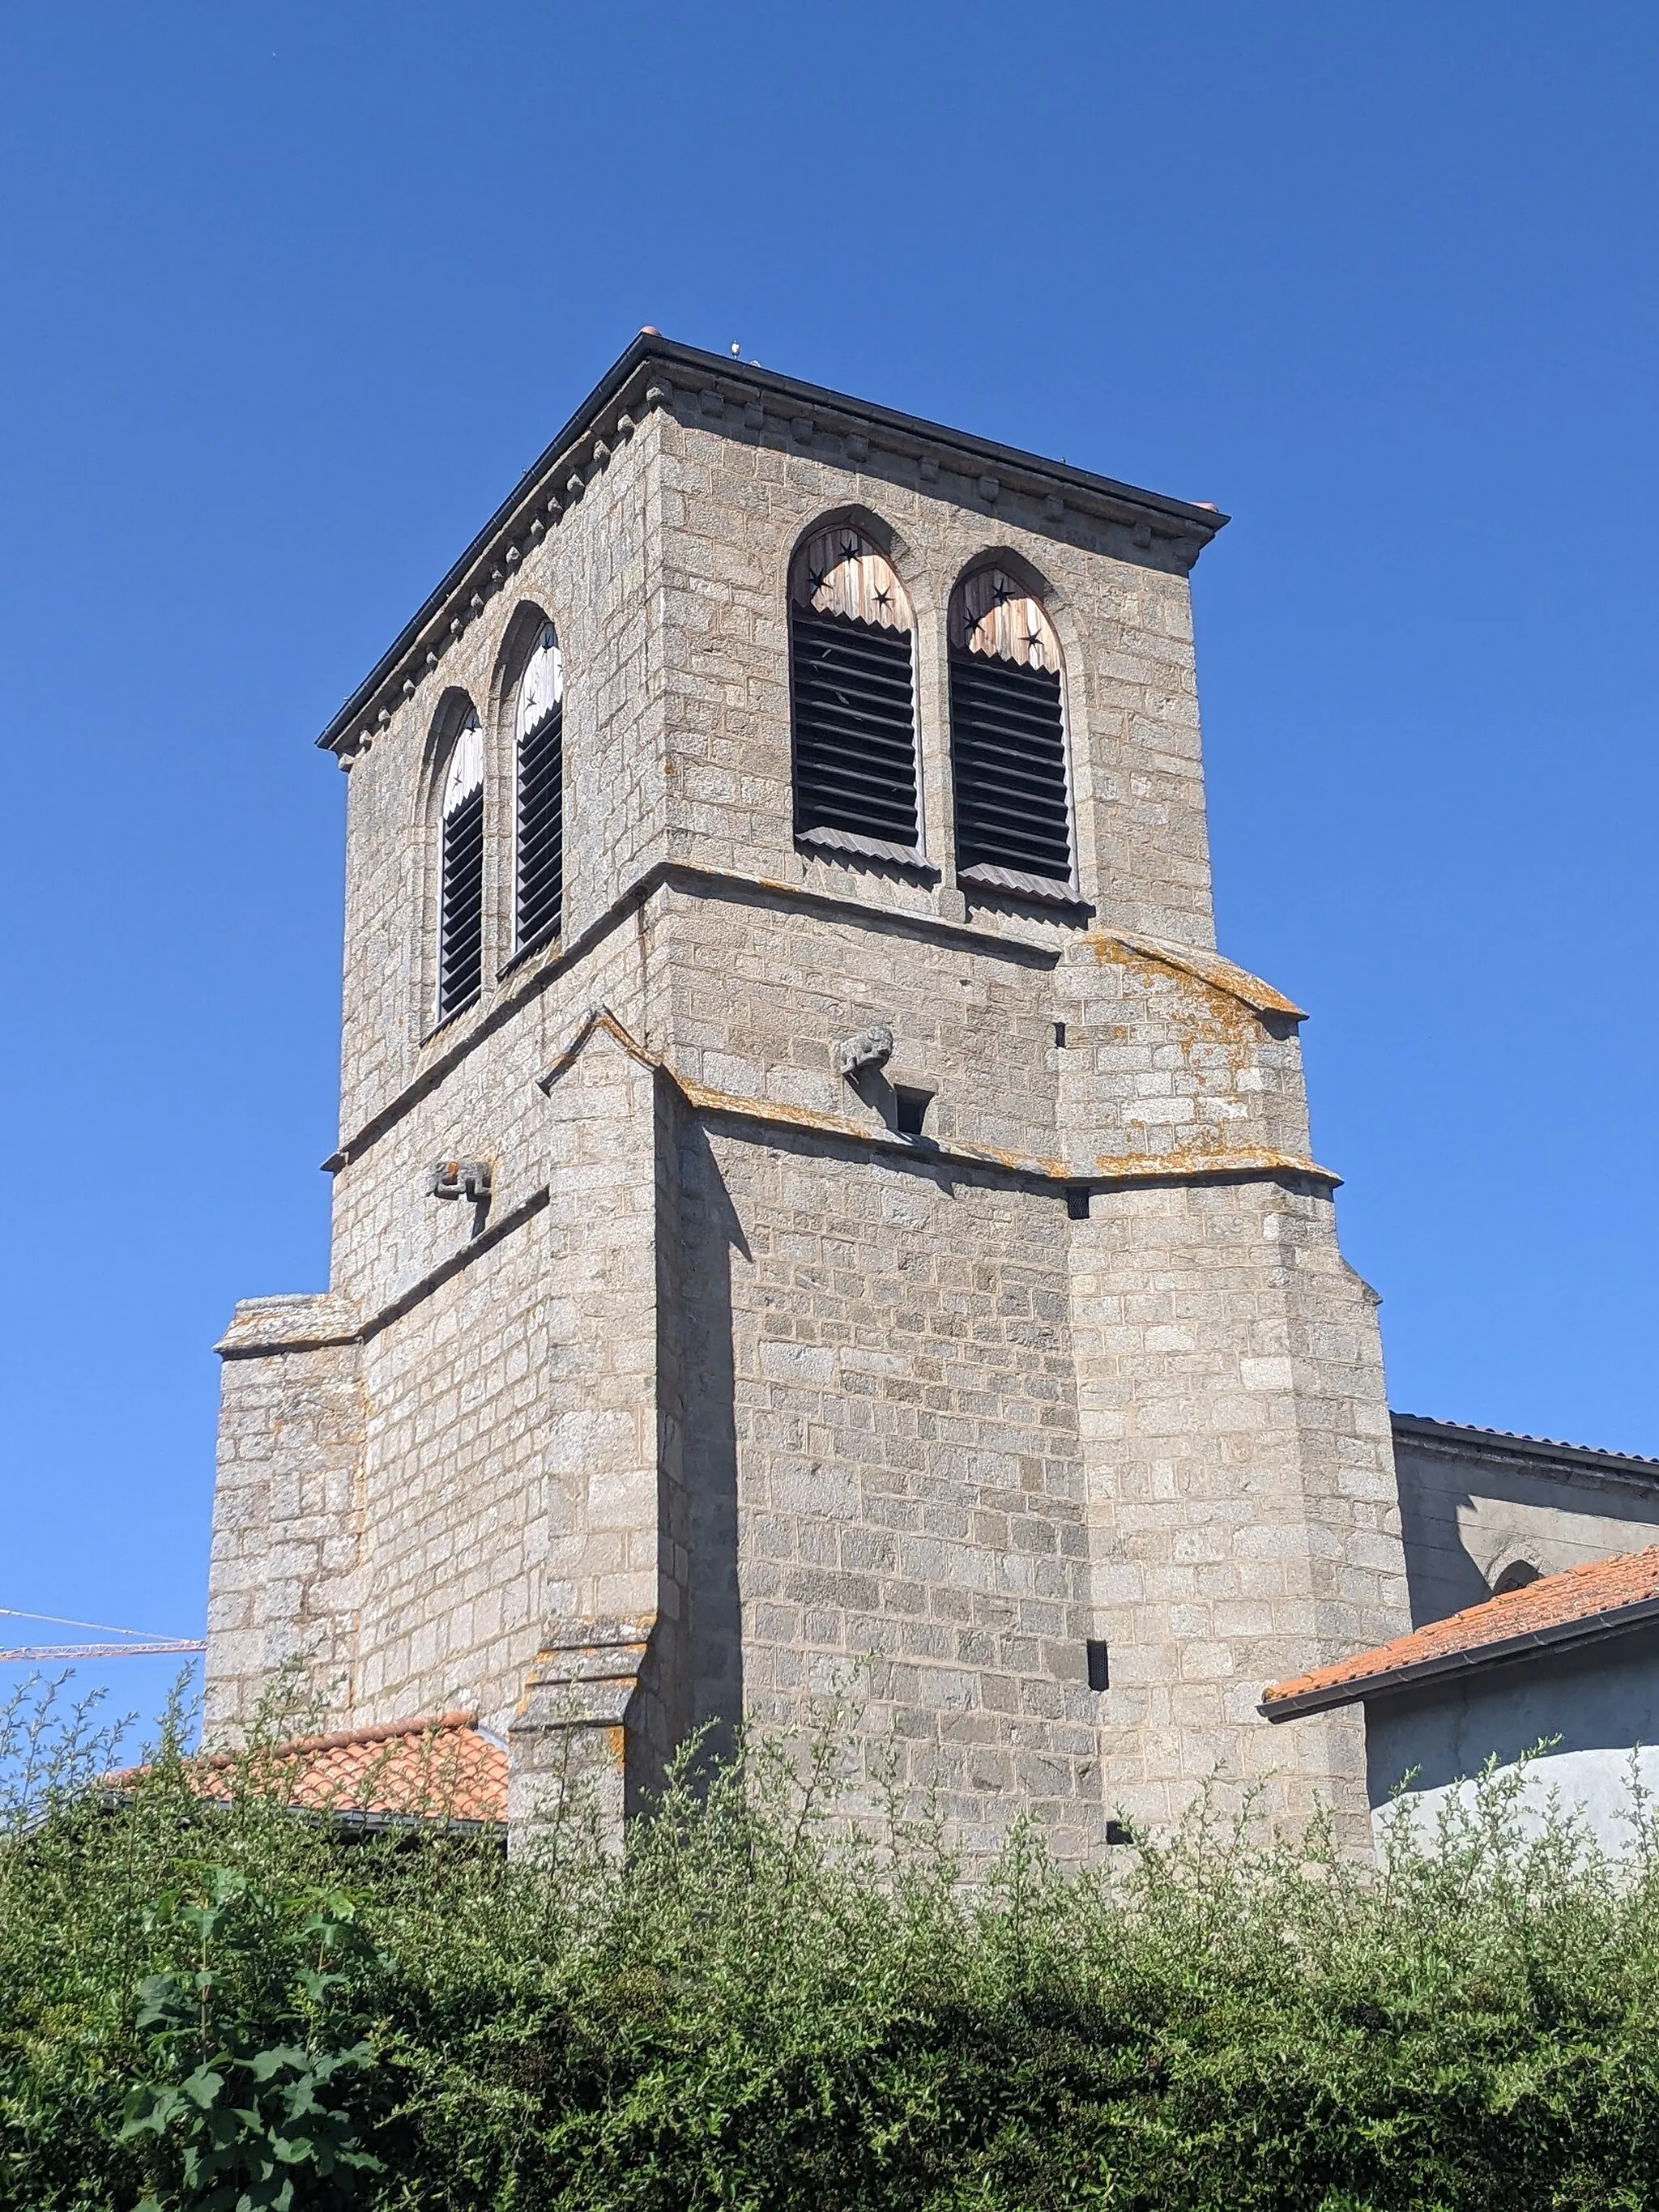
790 526 920 860
514 620 563 951
949 568 1073 896
437 713 484 1022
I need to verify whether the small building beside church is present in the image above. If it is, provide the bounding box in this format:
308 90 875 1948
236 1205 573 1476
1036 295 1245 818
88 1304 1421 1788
1264 1544 1659 1855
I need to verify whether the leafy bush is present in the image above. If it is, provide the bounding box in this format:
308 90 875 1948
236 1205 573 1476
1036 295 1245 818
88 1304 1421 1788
119 1865 382 2210
2 1673 1658 2210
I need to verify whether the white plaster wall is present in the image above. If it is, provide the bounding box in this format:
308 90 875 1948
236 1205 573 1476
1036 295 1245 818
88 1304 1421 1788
1366 1626 1659 1858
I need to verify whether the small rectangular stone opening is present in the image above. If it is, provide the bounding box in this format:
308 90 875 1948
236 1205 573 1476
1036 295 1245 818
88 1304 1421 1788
1066 1185 1091 1221
895 1087 932 1138
1085 1639 1111 1691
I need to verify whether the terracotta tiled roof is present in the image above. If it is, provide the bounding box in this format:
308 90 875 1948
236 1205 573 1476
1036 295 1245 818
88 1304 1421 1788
111 1711 507 1826
1262 1546 1659 1720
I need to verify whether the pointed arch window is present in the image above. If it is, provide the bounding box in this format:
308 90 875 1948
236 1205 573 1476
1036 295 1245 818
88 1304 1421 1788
514 620 564 951
949 568 1073 897
437 713 484 1021
790 526 920 860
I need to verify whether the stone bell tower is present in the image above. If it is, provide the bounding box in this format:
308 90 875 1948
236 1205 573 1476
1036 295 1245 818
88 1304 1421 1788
205 334 1411 1855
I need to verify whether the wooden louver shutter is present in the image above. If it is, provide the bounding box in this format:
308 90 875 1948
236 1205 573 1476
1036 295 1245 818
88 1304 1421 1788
949 569 1072 890
437 716 484 1020
515 624 563 952
790 529 919 857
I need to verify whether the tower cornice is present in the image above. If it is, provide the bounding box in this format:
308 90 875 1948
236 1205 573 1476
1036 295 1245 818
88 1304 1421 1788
316 333 1230 760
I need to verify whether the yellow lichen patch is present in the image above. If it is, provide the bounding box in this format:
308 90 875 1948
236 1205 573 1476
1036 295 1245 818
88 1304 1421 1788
676 1075 1070 1181
1090 1143 1336 1189
536 1003 660 1092
530 994 1337 1191
1087 930 1305 1021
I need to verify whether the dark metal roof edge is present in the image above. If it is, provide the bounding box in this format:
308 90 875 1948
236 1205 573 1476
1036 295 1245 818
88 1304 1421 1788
1391 1411 1659 1477
314 333 1230 753
315 332 659 752
97 1788 504 1836
1260 1592 1659 1720
648 337 1230 525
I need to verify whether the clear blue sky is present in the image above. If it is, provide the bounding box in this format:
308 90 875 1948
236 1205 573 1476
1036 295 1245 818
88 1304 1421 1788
2 4 1655 1719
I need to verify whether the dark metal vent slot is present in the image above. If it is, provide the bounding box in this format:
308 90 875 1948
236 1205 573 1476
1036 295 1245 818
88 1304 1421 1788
516 703 563 951
437 788 484 1021
791 608 919 849
949 653 1071 883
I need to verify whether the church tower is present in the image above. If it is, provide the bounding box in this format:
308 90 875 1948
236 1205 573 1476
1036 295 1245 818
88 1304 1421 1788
206 335 1410 1853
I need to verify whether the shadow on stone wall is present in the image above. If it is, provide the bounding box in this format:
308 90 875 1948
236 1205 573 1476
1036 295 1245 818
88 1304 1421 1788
676 1114 747 1772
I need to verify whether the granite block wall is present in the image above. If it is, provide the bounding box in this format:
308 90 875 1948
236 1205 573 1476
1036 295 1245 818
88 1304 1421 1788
684 1125 1101 1860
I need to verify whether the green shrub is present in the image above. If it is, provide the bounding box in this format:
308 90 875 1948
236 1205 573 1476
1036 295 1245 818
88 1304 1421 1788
2 1674 1657 2210
118 1865 383 2211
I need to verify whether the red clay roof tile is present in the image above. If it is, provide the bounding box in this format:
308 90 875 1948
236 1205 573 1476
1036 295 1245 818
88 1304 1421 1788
1262 1545 1659 1719
112 1710 507 1825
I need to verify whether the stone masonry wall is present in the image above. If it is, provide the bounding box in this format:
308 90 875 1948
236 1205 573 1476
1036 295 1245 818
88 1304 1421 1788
1073 1176 1405 1842
334 407 668 1144
680 1123 1102 1863
654 403 1217 953
206 1300 364 1730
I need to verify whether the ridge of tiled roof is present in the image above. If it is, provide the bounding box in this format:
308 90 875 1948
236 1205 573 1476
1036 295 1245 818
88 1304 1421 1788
1261 1545 1659 1720
109 1710 507 1826
1390 1412 1659 1472
196 1708 487 1767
